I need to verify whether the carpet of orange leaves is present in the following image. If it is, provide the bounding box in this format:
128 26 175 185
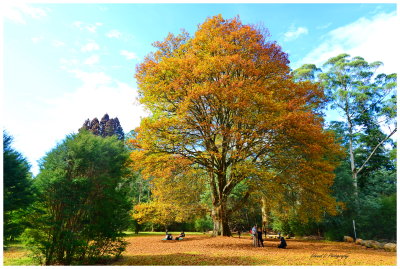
113 234 396 266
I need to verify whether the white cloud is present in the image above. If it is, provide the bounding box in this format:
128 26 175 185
41 70 147 154
83 55 100 65
52 40 65 47
72 21 103 33
68 70 112 86
316 22 332 30
106 29 122 39
3 3 48 24
120 50 138 60
31 36 43 44
86 25 97 33
8 70 146 175
60 58 79 65
81 42 100 52
296 12 398 74
283 26 308 42
73 21 83 28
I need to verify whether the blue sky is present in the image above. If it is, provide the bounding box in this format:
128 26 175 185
2 3 398 175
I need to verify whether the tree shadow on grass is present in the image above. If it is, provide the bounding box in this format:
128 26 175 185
113 252 263 266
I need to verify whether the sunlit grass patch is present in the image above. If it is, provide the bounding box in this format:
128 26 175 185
3 242 38 266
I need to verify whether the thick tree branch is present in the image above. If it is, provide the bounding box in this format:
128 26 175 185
355 127 397 177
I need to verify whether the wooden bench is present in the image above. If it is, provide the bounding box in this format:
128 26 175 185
266 234 280 239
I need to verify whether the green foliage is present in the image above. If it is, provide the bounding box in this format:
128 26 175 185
194 216 214 232
292 64 321 82
319 54 396 174
23 131 132 265
375 194 396 240
356 173 396 241
270 212 292 236
293 54 397 242
3 131 34 245
321 164 396 241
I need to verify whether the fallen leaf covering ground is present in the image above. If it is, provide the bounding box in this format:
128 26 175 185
3 233 396 266
113 234 396 266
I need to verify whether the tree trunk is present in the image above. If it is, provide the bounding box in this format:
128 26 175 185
346 112 359 211
212 201 231 236
261 196 269 235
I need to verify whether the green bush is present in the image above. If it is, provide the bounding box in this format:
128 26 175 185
194 216 213 232
23 132 132 265
3 131 34 245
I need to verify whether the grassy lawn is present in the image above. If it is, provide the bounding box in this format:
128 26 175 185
3 242 38 266
3 233 396 266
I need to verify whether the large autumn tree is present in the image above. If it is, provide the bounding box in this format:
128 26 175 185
132 15 340 236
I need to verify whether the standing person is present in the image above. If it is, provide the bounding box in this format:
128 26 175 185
237 228 241 238
257 227 264 247
263 228 267 238
251 225 258 247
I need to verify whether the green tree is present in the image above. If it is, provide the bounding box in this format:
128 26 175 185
318 54 397 201
292 64 321 82
3 131 34 245
23 131 132 265
292 56 396 240
320 121 395 241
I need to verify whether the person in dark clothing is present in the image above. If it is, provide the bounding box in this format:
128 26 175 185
278 237 287 248
257 228 264 247
176 231 185 239
165 232 173 240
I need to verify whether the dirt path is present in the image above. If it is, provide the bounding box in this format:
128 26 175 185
113 235 396 266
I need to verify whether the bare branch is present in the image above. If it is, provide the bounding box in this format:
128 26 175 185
356 127 397 176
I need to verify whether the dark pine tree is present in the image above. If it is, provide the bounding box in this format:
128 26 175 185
99 113 110 137
114 118 125 140
80 114 124 140
90 118 100 136
105 118 116 137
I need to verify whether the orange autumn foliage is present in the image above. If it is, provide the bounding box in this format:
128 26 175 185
131 15 343 235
